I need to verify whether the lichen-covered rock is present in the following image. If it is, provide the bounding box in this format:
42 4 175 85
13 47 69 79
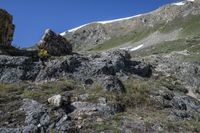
0 9 15 46
38 29 72 56
48 94 62 107
0 50 151 86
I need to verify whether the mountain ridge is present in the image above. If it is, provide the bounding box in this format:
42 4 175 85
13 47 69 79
60 0 200 51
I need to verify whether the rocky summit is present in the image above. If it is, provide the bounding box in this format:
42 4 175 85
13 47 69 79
1 0 200 132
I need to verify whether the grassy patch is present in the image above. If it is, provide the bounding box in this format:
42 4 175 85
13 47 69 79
22 80 76 101
92 26 158 51
85 83 120 103
90 123 121 133
135 35 200 57
92 15 200 51
122 79 151 108
182 53 200 62
159 15 200 37
0 83 27 95
164 120 200 132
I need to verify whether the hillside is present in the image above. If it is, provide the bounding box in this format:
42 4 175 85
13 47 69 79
61 0 200 52
0 0 200 133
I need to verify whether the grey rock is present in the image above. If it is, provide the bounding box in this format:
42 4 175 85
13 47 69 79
0 128 22 133
145 54 200 97
23 124 38 133
78 94 89 101
63 23 110 51
54 120 76 133
0 50 151 89
172 96 187 110
71 101 122 115
99 76 125 92
48 94 63 107
0 55 39 83
151 86 200 120
35 57 69 81
131 62 152 77
21 99 50 132
38 29 72 56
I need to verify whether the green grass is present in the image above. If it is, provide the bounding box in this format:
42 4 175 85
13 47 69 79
23 80 76 101
90 123 121 133
181 15 200 37
134 39 185 56
122 78 152 108
135 35 200 57
159 15 200 37
92 15 200 52
0 83 27 94
85 83 120 103
183 53 200 62
92 26 159 51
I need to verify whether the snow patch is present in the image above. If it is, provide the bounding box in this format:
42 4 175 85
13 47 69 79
60 32 67 36
119 44 144 51
130 44 144 51
187 0 194 1
119 46 133 50
68 23 90 32
172 1 185 6
97 14 142 24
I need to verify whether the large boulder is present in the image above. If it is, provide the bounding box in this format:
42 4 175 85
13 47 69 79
38 29 72 56
0 9 15 46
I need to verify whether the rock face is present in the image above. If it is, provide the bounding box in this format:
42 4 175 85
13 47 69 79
63 24 110 50
38 29 72 56
0 9 15 46
0 50 151 91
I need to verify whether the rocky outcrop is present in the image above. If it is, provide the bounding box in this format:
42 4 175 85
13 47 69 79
151 85 200 121
0 50 151 92
0 9 15 46
0 55 39 83
144 53 200 97
63 24 110 50
38 29 72 56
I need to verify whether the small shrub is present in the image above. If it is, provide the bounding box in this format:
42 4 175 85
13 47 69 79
38 49 49 59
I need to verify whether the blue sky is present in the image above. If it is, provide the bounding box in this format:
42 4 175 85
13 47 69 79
1 0 179 47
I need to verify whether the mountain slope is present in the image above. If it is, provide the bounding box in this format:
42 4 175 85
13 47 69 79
61 0 200 51
1 1 200 132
